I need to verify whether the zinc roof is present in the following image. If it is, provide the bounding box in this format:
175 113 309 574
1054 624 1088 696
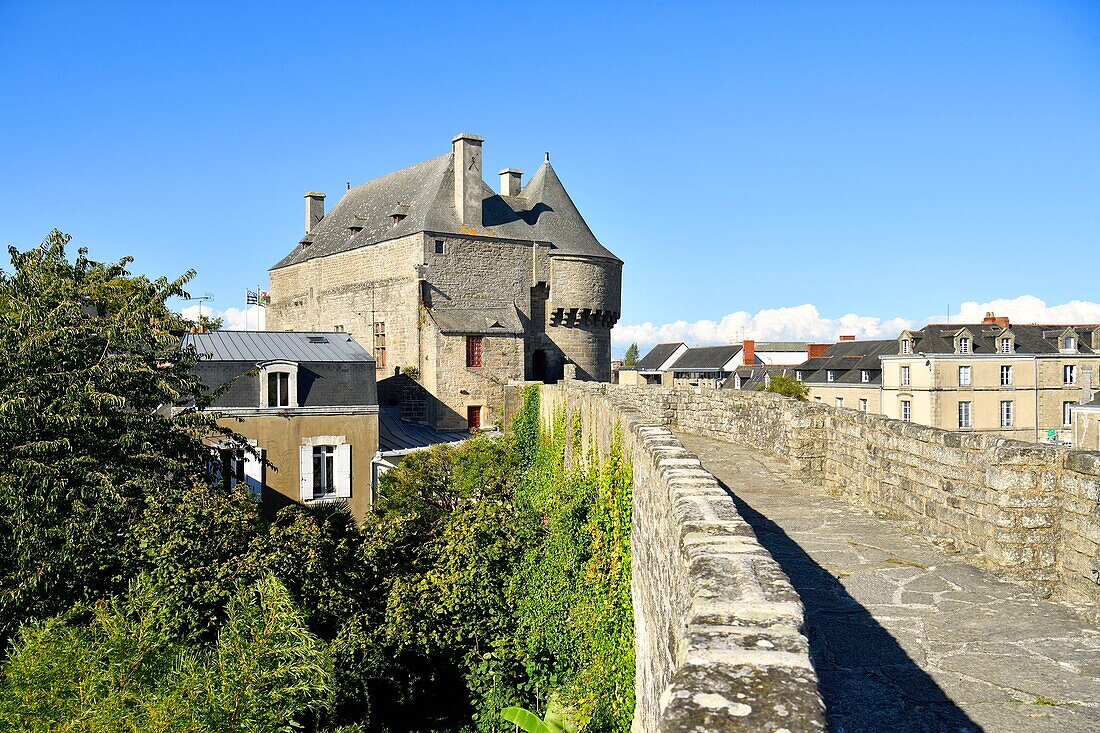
183 331 374 363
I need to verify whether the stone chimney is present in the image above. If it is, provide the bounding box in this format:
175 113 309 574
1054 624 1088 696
742 340 756 366
807 343 830 359
452 133 484 227
839 335 856 341
305 192 325 234
982 311 1010 328
499 168 522 197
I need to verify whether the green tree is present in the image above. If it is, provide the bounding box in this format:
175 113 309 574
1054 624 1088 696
196 313 224 331
756 373 810 401
622 344 639 367
0 574 333 732
0 231 242 640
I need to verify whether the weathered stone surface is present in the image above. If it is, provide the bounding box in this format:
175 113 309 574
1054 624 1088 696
539 383 826 733
681 433 1100 733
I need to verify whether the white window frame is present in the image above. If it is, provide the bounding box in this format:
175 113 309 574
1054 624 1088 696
795 371 802 382
1062 335 1076 352
827 370 835 382
958 365 971 386
859 398 868 412
958 401 972 429
299 436 352 501
901 400 911 422
1000 400 1013 428
901 339 912 355
861 370 870 383
260 361 299 408
901 366 910 387
1064 364 1077 385
1064 402 1074 427
958 337 971 355
836 397 844 408
1000 365 1012 386
1000 337 1012 354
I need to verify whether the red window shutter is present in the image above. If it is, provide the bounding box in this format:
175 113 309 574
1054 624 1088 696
466 336 483 368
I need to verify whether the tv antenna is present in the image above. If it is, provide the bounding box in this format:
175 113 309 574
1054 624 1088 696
184 293 214 321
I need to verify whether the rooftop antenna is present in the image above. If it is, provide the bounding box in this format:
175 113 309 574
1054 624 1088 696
184 293 214 325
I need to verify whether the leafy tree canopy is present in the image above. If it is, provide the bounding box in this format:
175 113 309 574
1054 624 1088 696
0 231 239 640
0 574 333 732
756 373 810 401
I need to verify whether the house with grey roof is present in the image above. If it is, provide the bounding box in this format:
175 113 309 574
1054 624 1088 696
793 339 897 412
184 330 379 521
620 342 688 385
267 133 622 431
881 312 1100 442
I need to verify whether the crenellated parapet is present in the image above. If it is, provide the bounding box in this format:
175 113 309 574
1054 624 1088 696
548 307 620 329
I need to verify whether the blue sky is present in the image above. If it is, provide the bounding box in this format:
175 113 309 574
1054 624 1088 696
2 1 1098 348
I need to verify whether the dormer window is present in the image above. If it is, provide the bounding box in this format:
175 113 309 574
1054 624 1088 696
734 375 742 389
764 373 772 388
861 370 870 383
390 203 410 227
901 339 912 355
1000 337 1012 354
958 337 970 354
795 371 802 382
259 361 299 408
1063 335 1076 352
827 370 835 382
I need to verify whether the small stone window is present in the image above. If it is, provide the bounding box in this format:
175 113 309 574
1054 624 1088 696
435 239 446 254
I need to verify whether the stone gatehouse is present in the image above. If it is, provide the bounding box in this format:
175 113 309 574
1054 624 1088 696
267 133 622 430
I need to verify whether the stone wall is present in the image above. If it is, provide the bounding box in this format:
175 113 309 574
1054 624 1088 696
539 383 826 733
579 382 1100 615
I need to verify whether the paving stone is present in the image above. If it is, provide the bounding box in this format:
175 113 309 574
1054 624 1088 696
677 432 1100 733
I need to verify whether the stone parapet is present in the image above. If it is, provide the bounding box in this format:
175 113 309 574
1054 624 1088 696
587 383 1100 617
540 382 826 733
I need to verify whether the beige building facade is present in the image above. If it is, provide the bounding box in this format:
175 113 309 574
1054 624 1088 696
879 316 1100 443
185 331 379 523
268 134 621 431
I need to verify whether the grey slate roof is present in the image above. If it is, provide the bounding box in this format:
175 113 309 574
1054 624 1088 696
428 305 524 335
183 331 374 363
272 152 619 270
636 342 685 371
379 407 466 453
722 364 796 391
901 324 1099 355
800 339 896 385
670 345 743 370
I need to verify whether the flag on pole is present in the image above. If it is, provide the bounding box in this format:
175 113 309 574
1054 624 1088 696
246 289 259 305
257 289 270 307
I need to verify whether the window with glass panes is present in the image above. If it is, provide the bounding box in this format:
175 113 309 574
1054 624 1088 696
958 401 972 428
1000 400 1013 427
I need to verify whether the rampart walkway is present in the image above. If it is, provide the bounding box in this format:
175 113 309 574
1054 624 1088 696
678 432 1100 733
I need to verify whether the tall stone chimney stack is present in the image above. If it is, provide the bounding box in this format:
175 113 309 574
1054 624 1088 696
305 192 325 234
452 133 484 227
499 168 522 197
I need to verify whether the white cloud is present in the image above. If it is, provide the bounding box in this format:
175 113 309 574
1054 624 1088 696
613 303 913 348
613 295 1100 349
179 304 266 331
953 295 1100 326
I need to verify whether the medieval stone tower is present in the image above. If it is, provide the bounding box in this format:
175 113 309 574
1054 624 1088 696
266 134 622 430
